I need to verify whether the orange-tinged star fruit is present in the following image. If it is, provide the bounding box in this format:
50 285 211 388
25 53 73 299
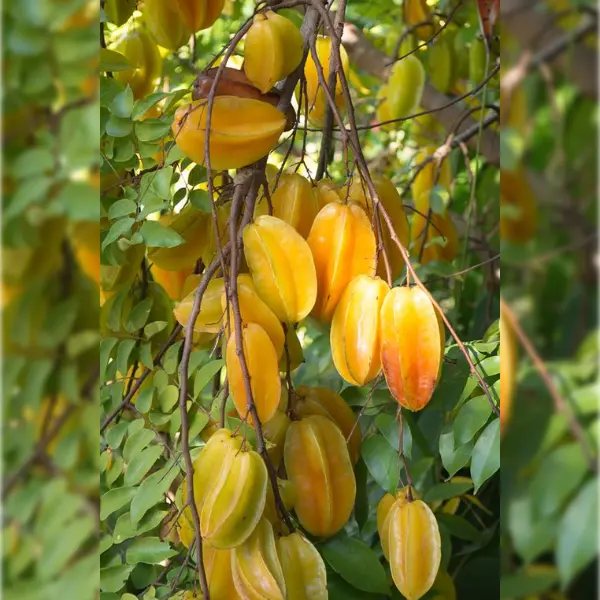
151 264 194 301
70 221 100 286
243 215 317 323
404 0 437 40
221 273 285 358
331 274 390 386
500 168 538 243
113 28 162 100
294 385 361 464
176 0 225 33
284 415 356 537
307 201 377 322
172 98 286 171
276 532 328 600
388 499 442 600
231 518 286 599
500 300 517 436
345 176 410 280
255 173 319 239
174 277 225 334
226 322 281 425
380 286 445 411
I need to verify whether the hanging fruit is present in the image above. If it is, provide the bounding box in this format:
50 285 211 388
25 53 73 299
244 10 304 94
243 215 317 323
330 274 390 386
500 168 538 243
307 201 377 322
294 385 362 464
176 0 226 33
144 0 191 51
284 415 356 537
303 36 350 126
388 499 442 600
380 286 445 411
172 98 287 171
112 28 162 99
226 322 281 425
386 55 426 120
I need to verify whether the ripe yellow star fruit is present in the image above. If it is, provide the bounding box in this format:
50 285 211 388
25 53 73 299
294 385 361 465
254 173 319 239
172 98 286 171
196 431 268 549
276 532 328 600
303 36 350 126
403 0 436 40
146 205 209 271
220 273 285 358
231 518 286 599
263 410 291 469
244 10 303 94
174 277 225 334
144 0 191 51
284 415 356 537
380 286 445 411
243 215 317 323
226 322 281 425
331 274 390 386
150 264 194 301
313 178 342 210
377 486 420 560
387 55 425 120
388 499 442 600
307 201 377 322
113 28 162 99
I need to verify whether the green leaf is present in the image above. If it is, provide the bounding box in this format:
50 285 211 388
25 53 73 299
439 425 473 478
109 199 137 219
470 419 500 493
125 298 154 333
454 395 493 446
116 339 137 380
130 463 179 526
361 435 400 494
437 513 482 542
321 533 390 595
529 442 589 519
424 481 473 503
556 478 598 587
374 412 412 458
158 385 179 413
123 428 155 462
136 387 155 414
106 114 132 138
100 564 134 593
110 86 134 119
429 185 450 214
100 48 133 72
189 188 212 212
140 221 184 248
135 119 172 142
125 446 164 486
100 486 137 520
125 537 178 565
500 567 559 599
12 147 54 179
6 175 53 219
106 421 129 450
132 92 172 121
102 217 134 251
113 509 169 545
193 360 225 399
